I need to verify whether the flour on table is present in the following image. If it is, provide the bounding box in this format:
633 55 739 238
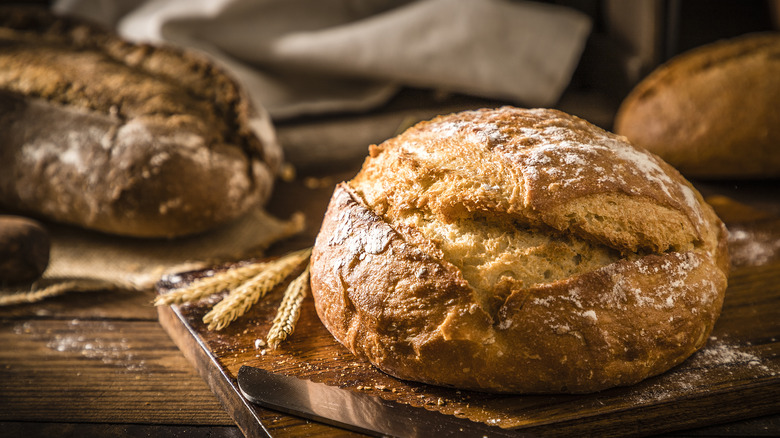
628 336 778 405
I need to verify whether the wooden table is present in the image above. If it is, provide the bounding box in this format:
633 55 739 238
2 97 780 437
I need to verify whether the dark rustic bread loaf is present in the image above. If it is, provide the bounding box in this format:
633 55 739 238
614 32 780 180
310 107 729 393
0 7 282 237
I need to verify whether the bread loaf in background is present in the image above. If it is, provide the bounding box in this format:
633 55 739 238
0 7 282 238
614 32 780 180
311 107 729 393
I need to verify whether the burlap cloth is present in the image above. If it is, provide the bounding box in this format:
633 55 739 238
0 208 304 303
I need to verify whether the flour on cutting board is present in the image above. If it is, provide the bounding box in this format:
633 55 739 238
628 336 778 405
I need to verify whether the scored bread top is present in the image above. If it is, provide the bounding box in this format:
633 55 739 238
0 7 277 170
349 107 723 317
352 107 707 253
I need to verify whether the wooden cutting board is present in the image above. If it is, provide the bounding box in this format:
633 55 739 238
156 185 780 438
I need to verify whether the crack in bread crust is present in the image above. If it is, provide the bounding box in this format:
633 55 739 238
353 108 706 254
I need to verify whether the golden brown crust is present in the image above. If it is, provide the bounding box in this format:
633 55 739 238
352 108 708 254
614 32 780 179
311 107 729 393
0 7 281 237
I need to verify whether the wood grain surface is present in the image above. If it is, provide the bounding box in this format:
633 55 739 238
0 284 230 419
155 180 780 437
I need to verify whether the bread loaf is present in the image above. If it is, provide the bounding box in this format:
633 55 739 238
0 7 281 237
614 32 780 179
310 107 729 393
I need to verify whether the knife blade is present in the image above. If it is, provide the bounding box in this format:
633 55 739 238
237 365 526 437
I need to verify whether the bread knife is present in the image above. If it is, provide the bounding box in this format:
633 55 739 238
237 365 524 437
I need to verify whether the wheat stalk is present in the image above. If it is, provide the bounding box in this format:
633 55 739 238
202 247 311 331
266 264 310 350
154 261 271 306
0 280 115 307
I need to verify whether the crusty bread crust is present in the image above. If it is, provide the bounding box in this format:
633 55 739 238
0 7 281 237
614 32 780 179
311 107 729 393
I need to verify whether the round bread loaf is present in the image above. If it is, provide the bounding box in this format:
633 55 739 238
0 7 281 238
614 32 780 179
310 107 729 394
